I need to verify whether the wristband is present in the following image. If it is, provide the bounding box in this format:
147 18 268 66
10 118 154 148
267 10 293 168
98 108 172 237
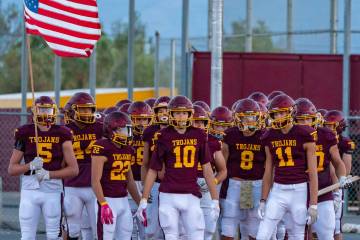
100 201 108 206
260 198 266 202
214 178 219 185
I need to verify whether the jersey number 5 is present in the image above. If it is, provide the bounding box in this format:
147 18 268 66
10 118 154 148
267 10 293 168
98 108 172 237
38 143 52 163
173 145 196 168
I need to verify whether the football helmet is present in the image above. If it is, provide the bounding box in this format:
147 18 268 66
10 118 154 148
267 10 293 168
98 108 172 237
33 96 57 126
115 99 132 108
103 111 132 145
248 91 269 106
268 94 295 129
128 101 153 134
168 95 194 129
294 98 317 127
144 98 156 108
192 105 210 131
209 106 233 138
119 103 131 115
62 101 73 124
316 108 328 127
153 96 171 124
324 110 346 134
268 90 285 101
103 106 119 115
234 99 261 131
193 100 211 115
70 92 96 124
231 99 241 112
257 102 268 129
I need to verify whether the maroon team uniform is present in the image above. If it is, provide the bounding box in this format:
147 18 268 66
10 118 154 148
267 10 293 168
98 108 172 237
131 133 144 182
197 134 221 177
92 138 135 239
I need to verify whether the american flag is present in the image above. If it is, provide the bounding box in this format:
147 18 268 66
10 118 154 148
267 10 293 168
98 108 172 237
24 0 101 57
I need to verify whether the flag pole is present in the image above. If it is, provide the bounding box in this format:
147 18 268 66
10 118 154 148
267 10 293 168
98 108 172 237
25 34 40 157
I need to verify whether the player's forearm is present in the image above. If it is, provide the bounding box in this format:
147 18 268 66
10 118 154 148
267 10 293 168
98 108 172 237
203 164 219 200
342 154 352 175
92 180 106 204
8 162 31 176
308 171 318 205
333 160 346 179
214 151 227 183
261 174 272 200
49 164 79 179
142 169 157 200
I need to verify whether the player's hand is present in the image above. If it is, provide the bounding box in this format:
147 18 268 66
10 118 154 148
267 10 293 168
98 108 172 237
257 200 266 219
306 205 318 225
35 168 50 181
210 200 220 221
136 198 148 226
339 176 352 189
197 179 209 193
100 202 114 225
333 190 342 212
30 157 43 171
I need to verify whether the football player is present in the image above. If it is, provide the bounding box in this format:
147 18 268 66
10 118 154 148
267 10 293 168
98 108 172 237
141 95 171 239
192 105 227 240
256 94 318 240
193 100 211 115
137 95 220 240
128 101 153 240
62 92 103 240
294 99 349 240
323 110 356 240
8 96 78 240
116 99 132 108
221 99 266 240
91 111 141 240
248 91 269 106
145 98 157 108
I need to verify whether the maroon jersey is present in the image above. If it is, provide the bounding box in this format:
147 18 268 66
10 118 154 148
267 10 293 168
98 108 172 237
92 139 135 198
197 134 222 177
130 133 144 181
224 127 265 180
64 121 103 187
316 127 338 202
338 135 355 157
143 124 162 182
14 124 72 173
150 126 211 198
262 125 316 184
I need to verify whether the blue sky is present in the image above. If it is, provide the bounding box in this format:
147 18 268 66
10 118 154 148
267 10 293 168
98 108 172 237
4 0 360 53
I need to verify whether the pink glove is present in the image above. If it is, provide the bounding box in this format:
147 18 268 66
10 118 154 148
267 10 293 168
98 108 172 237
100 202 114 225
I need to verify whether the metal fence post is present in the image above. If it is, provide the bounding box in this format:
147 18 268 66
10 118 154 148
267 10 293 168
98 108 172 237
286 0 293 53
89 47 97 100
127 0 135 101
330 0 338 54
181 0 189 96
245 0 253 52
170 39 176 97
54 56 62 107
21 24 28 125
154 31 160 98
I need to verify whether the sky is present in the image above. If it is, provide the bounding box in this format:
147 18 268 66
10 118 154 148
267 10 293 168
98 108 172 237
3 0 360 53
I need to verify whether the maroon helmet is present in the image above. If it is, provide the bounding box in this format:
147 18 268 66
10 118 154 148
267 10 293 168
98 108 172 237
103 106 119 115
153 96 171 124
128 101 153 134
115 99 132 108
62 101 73 124
168 95 194 129
268 94 295 129
209 106 233 138
103 111 132 145
193 100 211 114
192 105 209 131
231 99 241 112
257 102 268 129
317 109 328 117
248 91 269 106
69 92 96 124
33 96 57 126
144 98 156 108
294 98 317 127
324 110 347 134
119 103 131 115
316 108 328 127
268 90 285 101
234 98 261 131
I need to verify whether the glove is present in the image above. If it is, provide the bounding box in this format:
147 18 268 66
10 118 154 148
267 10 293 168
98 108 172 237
136 198 148 227
35 168 50 181
339 176 352 189
29 157 43 171
307 205 318 225
333 190 342 212
210 200 220 221
257 200 266 219
197 179 209 193
100 202 114 225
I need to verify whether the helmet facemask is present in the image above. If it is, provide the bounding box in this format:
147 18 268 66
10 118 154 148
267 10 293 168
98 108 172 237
209 121 233 139
111 125 133 145
131 115 153 135
294 114 317 128
192 118 210 132
268 107 294 129
72 104 96 124
169 109 193 129
153 107 169 125
33 104 57 126
235 112 261 132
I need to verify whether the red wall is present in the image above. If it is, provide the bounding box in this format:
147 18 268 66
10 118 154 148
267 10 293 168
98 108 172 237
192 52 358 111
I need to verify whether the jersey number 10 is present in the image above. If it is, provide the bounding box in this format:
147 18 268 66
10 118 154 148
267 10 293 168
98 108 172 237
173 145 196 168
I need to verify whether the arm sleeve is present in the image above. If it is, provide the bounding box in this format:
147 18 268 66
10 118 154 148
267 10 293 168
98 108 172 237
199 141 211 165
60 127 73 144
302 127 317 143
91 141 105 157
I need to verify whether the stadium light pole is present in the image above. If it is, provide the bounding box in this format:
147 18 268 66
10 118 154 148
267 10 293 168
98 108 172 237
154 31 160 98
343 0 351 216
21 23 29 125
89 47 97 100
181 0 189 97
54 56 62 108
128 0 135 101
210 0 223 109
330 0 338 54
170 39 176 97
